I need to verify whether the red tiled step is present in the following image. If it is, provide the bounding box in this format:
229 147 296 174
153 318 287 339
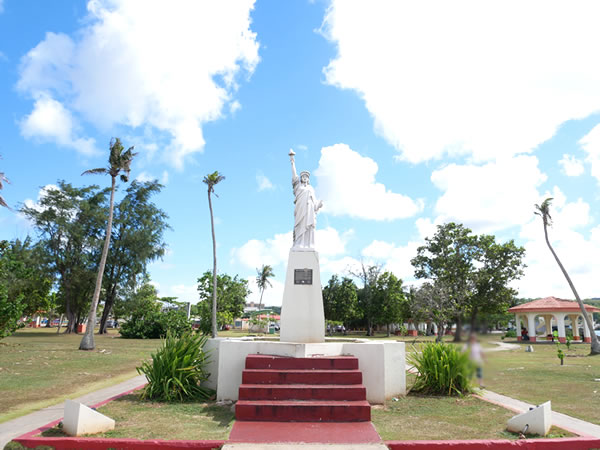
235 399 371 422
238 383 367 401
245 354 359 370
242 369 362 385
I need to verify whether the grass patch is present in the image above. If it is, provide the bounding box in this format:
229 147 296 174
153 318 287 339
0 328 161 422
372 394 575 440
39 393 234 440
483 341 600 425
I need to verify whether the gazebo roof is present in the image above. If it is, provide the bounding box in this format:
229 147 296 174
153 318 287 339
508 296 600 313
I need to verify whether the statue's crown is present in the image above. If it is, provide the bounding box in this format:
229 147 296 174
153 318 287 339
300 170 310 178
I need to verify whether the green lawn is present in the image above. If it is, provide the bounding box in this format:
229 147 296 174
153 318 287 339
0 327 161 423
482 339 600 425
372 395 572 440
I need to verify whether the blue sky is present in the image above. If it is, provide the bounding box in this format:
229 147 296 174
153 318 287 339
2 0 600 306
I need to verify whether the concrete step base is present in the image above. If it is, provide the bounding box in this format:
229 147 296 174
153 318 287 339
236 400 371 422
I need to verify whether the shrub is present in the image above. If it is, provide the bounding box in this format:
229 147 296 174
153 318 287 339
137 331 213 402
409 342 474 396
504 329 517 338
120 309 191 339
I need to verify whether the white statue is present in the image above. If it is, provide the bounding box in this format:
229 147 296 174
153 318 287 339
289 149 323 249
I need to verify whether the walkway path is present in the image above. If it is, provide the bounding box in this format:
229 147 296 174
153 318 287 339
0 374 146 448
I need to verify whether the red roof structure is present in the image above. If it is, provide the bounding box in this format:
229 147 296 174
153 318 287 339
508 296 600 314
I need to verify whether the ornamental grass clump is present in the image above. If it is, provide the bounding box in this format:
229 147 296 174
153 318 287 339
409 342 474 396
137 331 213 402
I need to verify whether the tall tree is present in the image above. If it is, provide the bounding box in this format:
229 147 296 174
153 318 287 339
21 182 108 333
411 222 478 342
203 171 225 338
196 271 249 334
535 198 600 355
372 271 407 337
98 180 169 333
80 138 136 351
411 281 456 342
256 264 274 311
467 235 525 334
323 275 360 328
349 262 382 336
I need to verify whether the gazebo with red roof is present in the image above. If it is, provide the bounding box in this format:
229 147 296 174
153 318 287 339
508 296 600 343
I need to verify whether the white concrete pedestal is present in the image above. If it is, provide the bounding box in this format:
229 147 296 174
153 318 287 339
204 338 406 404
280 249 325 343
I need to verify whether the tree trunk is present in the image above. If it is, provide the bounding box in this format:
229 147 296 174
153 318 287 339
543 223 600 355
386 323 391 337
469 307 478 337
453 315 463 342
56 314 63 334
257 289 264 312
208 189 218 339
80 176 116 350
436 322 445 342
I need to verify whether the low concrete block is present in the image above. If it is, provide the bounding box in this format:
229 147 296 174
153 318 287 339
506 400 552 436
63 399 115 436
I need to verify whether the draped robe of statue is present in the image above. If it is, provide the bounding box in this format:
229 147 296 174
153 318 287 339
292 173 318 249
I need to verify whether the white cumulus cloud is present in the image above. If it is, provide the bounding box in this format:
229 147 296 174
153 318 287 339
322 1 600 163
20 96 98 156
17 0 260 167
431 155 547 233
579 124 600 183
558 154 585 177
314 143 422 220
231 226 352 270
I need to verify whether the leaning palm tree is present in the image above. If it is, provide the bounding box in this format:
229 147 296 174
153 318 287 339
79 138 137 351
0 156 10 209
535 197 600 355
204 171 225 338
256 264 274 311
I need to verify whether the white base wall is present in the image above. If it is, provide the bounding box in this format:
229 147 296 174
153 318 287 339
204 338 406 404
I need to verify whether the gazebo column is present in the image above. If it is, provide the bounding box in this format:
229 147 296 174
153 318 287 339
583 313 593 343
543 315 554 340
527 313 537 343
557 314 566 343
568 314 580 340
515 314 522 341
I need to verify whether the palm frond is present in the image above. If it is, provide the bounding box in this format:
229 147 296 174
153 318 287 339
82 168 108 176
0 195 8 209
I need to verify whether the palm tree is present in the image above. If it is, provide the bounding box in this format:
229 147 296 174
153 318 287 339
535 197 600 355
79 138 137 350
0 156 10 209
256 264 274 311
204 171 225 338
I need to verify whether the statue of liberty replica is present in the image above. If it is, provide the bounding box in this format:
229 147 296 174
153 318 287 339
280 150 326 343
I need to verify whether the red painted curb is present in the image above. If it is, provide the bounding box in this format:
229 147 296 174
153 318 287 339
14 437 225 449
386 437 600 449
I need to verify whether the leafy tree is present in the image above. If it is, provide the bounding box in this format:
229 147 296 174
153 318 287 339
256 264 274 311
21 182 108 333
411 281 456 342
80 138 137 350
411 223 477 342
119 282 190 339
322 275 360 330
196 271 249 335
203 171 225 338
535 198 600 355
466 235 525 333
349 262 382 336
372 271 407 336
98 180 169 333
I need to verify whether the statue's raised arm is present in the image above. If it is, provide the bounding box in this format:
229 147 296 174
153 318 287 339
288 149 321 249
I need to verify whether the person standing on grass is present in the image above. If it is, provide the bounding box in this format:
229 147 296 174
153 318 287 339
467 334 485 388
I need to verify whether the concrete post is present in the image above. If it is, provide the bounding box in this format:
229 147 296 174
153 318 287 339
557 314 566 343
569 314 580 340
516 314 521 341
527 313 537 343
